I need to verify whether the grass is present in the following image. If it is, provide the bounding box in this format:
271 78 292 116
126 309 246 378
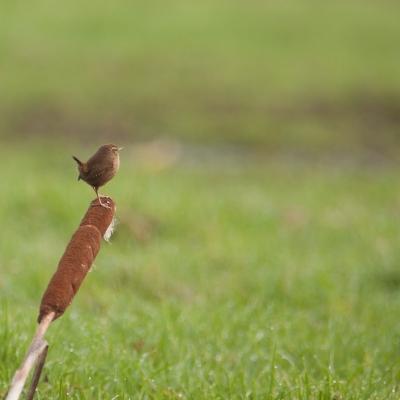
1 1 400 397
0 0 400 152
1 141 400 398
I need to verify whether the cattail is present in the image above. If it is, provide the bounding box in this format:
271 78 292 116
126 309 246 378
38 197 115 323
7 197 117 400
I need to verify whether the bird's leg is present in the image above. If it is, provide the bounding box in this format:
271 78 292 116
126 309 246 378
92 187 111 209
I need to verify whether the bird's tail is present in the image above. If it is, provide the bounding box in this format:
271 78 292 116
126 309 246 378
72 156 87 180
72 156 84 166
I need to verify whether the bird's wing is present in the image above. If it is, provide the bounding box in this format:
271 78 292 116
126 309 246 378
84 161 113 184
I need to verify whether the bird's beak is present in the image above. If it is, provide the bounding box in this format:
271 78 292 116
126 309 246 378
119 147 123 151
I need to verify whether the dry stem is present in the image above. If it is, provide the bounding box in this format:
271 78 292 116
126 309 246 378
6 312 54 400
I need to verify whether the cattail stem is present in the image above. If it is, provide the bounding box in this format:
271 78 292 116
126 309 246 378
26 343 49 400
6 312 54 400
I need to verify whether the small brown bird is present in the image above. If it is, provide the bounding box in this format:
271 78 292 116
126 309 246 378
72 143 122 208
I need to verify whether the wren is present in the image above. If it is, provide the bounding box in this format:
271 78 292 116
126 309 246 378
72 143 122 208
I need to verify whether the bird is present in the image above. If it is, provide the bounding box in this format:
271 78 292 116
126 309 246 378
72 143 122 208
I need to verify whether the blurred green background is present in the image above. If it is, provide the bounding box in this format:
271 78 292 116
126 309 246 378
2 0 400 398
1 0 399 156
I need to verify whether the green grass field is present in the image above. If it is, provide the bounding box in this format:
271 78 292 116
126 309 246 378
1 0 400 398
1 143 400 398
1 0 400 153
